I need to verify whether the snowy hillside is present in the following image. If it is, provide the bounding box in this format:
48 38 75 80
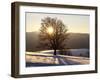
26 49 90 67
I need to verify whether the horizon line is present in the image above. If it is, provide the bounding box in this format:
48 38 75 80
26 31 89 34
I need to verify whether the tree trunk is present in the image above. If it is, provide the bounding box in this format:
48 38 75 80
54 49 56 55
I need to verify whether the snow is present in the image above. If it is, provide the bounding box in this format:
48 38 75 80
27 49 89 57
26 49 89 67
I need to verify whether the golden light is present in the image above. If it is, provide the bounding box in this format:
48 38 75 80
47 27 54 34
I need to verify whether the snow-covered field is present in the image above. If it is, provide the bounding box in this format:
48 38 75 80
32 49 89 57
26 49 89 67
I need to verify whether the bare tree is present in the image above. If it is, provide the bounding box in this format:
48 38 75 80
39 17 68 56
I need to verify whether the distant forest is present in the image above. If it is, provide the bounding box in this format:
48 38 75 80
26 32 89 52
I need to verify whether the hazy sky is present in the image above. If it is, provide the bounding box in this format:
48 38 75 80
26 12 89 33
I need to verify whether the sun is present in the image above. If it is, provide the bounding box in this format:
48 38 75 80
47 27 54 34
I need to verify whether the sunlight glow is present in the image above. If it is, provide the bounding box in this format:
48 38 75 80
47 27 54 34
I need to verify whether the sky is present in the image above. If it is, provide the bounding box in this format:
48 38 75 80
26 12 90 33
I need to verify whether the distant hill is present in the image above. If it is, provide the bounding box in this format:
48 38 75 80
26 32 89 52
66 33 89 49
26 32 39 51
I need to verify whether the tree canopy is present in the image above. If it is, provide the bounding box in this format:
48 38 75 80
39 17 68 55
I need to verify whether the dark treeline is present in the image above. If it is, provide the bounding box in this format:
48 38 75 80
26 32 89 52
